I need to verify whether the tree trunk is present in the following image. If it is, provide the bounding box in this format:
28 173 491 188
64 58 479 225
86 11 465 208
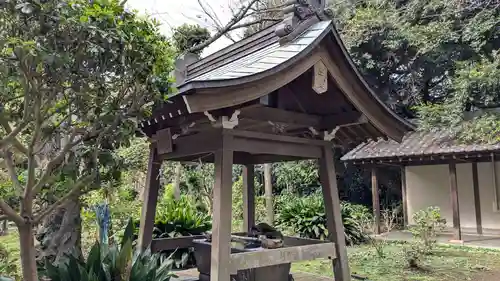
173 162 182 200
18 223 39 281
264 164 274 225
36 197 82 265
0 219 7 236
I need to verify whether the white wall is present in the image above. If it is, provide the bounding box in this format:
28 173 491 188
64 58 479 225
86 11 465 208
406 161 500 232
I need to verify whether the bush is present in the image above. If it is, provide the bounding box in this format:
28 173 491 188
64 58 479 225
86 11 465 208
147 195 212 269
410 206 446 253
40 219 174 281
275 192 371 245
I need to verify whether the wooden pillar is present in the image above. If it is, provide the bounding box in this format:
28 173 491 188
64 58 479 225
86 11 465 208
172 162 182 200
371 167 381 234
449 163 462 241
401 166 408 228
319 146 351 281
492 154 499 211
211 135 234 281
471 162 482 235
242 164 255 232
138 145 161 251
264 163 274 225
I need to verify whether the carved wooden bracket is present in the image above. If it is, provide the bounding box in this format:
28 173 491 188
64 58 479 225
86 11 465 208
204 110 240 129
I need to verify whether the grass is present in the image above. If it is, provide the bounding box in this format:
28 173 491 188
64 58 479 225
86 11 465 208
4 228 500 281
292 241 500 281
0 228 21 279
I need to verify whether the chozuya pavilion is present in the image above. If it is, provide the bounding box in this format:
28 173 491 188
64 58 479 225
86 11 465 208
137 1 413 281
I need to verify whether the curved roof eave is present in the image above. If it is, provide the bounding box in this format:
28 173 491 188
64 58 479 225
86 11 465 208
176 20 414 141
176 21 334 94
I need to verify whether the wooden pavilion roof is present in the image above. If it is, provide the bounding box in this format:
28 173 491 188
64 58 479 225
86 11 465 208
341 130 500 165
139 2 413 151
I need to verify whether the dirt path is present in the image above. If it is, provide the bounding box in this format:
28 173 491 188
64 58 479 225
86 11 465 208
473 271 500 281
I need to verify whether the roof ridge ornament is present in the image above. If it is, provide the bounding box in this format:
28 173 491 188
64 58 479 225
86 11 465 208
275 0 331 44
172 52 200 88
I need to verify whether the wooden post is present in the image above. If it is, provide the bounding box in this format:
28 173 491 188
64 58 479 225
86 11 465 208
138 145 161 251
211 135 234 281
242 164 255 232
471 163 482 235
449 163 462 241
492 154 499 211
401 166 408 228
319 146 351 281
264 163 274 225
172 162 182 200
371 167 381 234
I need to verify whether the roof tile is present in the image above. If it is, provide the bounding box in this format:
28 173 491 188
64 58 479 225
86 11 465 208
341 131 500 161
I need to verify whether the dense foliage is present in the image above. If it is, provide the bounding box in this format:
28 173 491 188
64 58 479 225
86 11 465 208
40 220 174 281
171 24 211 55
148 193 211 269
329 0 500 142
275 192 371 245
0 0 174 279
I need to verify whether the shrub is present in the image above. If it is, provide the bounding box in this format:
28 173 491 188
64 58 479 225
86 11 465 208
401 242 426 269
40 219 174 281
410 206 446 253
148 195 212 269
275 192 371 245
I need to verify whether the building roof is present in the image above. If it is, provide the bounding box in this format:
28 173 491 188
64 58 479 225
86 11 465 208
183 21 330 84
341 130 500 163
142 1 414 144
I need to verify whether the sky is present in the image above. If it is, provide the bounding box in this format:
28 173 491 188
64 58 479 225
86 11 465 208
126 0 239 56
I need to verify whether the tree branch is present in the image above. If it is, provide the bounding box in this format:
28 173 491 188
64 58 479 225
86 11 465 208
30 130 78 197
0 199 23 225
188 0 261 54
33 174 95 225
23 93 43 214
229 18 281 31
3 150 23 195
0 115 28 155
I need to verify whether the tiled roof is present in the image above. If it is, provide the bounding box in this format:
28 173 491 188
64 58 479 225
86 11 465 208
184 21 331 83
341 131 500 161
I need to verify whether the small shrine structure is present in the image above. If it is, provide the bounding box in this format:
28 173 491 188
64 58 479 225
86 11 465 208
137 1 413 281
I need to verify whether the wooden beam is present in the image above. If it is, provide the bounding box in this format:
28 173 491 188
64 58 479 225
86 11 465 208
151 235 206 252
230 137 322 159
160 130 222 161
449 163 462 241
242 164 255 232
239 106 321 128
138 145 161 251
401 166 408 228
282 236 329 247
318 145 351 281
372 168 381 235
348 152 500 167
229 243 336 275
471 163 482 235
211 135 234 281
224 129 328 146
